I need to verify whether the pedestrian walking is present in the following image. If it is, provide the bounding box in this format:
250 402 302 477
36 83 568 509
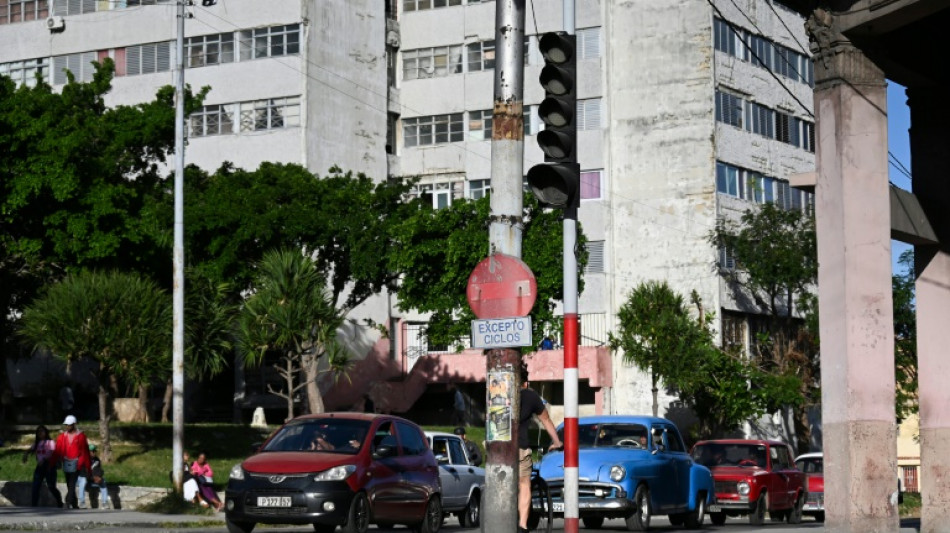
52 415 91 509
77 444 109 509
451 384 466 425
21 425 63 508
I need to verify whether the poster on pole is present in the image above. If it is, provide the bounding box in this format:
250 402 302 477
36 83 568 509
486 370 515 442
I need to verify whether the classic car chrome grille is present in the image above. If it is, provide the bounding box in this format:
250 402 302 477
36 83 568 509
715 480 738 494
548 481 624 500
806 492 824 505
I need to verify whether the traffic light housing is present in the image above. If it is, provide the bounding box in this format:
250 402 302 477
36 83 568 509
527 32 579 210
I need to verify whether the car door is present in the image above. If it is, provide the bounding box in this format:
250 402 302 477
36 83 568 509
772 445 797 509
367 420 403 522
432 435 464 508
649 425 679 511
662 424 694 512
394 421 436 520
447 436 479 504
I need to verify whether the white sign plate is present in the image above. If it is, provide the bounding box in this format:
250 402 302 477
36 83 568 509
471 317 532 349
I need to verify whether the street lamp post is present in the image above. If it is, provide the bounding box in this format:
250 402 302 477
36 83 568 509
171 0 186 493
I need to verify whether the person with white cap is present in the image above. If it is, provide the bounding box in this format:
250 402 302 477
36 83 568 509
52 415 91 509
77 443 108 509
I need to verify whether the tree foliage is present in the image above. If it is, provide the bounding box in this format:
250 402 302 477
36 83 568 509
179 163 415 314
610 281 800 438
18 271 171 462
237 249 352 420
893 249 917 421
390 193 587 349
709 203 819 452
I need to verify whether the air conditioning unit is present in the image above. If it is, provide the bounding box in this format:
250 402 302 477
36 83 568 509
47 16 65 32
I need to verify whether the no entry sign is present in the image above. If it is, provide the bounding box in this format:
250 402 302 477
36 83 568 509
466 254 538 319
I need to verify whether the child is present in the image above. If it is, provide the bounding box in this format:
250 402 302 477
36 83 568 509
77 444 109 509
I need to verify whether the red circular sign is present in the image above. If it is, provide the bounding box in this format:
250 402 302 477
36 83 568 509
466 254 538 319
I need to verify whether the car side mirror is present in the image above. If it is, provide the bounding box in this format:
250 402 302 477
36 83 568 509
373 444 397 459
436 454 449 465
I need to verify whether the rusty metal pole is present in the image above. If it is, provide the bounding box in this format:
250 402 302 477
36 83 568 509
483 1 525 533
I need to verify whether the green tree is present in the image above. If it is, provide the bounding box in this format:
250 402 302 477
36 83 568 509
18 271 171 462
390 193 586 348
0 62 205 416
238 249 351 420
893 249 917 421
709 202 819 452
180 163 415 313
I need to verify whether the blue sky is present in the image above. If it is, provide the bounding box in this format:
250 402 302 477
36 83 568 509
888 81 913 275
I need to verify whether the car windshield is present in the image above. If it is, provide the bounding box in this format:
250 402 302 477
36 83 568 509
262 418 370 455
796 456 823 473
692 443 768 468
558 423 650 448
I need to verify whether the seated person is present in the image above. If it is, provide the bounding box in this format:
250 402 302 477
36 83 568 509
310 432 334 451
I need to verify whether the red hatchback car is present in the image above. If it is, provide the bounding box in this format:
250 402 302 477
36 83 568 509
225 413 442 533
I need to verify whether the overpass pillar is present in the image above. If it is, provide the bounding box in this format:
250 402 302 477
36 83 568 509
907 86 950 533
807 9 899 533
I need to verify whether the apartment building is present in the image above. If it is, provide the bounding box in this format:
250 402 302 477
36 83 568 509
1 0 815 425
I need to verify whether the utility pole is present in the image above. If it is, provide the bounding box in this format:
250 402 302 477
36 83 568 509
482 1 526 532
171 0 186 493
559 3 580 532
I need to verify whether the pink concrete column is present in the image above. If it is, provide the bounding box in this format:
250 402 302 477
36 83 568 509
908 87 950 533
807 9 898 532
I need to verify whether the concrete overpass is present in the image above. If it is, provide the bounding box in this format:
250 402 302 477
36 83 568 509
777 2 950 532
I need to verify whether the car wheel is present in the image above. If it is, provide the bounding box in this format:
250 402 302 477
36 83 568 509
460 491 480 528
749 492 767 526
339 492 370 533
709 512 726 526
787 493 804 525
225 518 256 533
684 492 706 529
624 485 651 531
583 516 605 529
815 511 825 523
413 495 442 533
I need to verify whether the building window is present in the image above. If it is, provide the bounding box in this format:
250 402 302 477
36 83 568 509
466 40 495 72
746 101 774 138
239 97 300 132
189 104 235 137
580 170 603 200
469 109 492 141
125 41 173 76
576 98 602 130
403 0 466 12
719 246 737 271
1 0 49 24
186 33 234 68
51 0 95 16
0 57 50 87
577 27 601 59
716 161 813 210
715 90 743 128
713 17 740 57
713 17 813 88
403 45 463 80
125 0 173 5
239 24 300 61
468 178 490 199
52 51 98 84
584 240 604 273
417 182 456 209
403 113 464 147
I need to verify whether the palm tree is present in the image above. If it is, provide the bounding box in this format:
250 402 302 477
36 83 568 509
238 248 351 420
19 270 171 463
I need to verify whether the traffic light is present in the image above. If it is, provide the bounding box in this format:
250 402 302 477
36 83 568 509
527 32 579 210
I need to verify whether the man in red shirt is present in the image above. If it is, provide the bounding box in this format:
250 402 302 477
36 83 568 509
53 415 91 509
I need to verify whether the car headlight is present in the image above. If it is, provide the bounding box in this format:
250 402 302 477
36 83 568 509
229 464 245 480
314 465 356 482
737 481 750 496
609 465 626 482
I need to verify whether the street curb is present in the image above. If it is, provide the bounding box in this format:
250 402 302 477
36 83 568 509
0 519 225 531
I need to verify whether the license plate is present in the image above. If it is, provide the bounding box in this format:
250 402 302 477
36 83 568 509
708 504 722 513
257 496 292 507
553 502 564 513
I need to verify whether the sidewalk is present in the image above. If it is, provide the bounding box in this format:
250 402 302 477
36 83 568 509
0 506 224 530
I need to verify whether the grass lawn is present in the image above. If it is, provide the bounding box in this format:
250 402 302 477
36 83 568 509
1 423 487 490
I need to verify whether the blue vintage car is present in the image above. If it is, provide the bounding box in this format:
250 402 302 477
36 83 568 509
535 415 714 530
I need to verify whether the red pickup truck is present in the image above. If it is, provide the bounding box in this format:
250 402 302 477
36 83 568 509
691 439 806 526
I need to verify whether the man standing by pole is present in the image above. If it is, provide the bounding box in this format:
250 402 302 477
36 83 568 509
481 1 527 532
518 365 563 533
